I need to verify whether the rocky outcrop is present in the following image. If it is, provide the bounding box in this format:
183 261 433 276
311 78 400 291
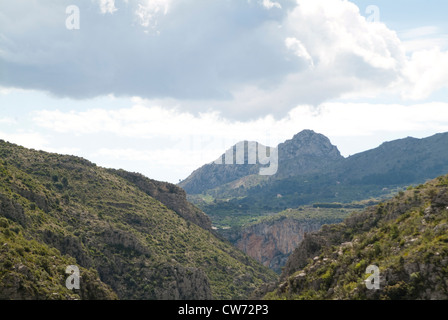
275 130 343 178
234 218 325 273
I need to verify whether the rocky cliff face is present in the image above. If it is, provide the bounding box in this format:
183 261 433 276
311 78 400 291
234 218 323 273
276 130 343 178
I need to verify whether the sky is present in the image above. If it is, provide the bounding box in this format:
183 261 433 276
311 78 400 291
1 0 448 183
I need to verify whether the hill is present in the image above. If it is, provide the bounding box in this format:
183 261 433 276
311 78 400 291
262 174 448 300
0 140 277 300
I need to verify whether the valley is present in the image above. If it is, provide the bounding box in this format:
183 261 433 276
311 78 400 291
1 129 448 300
181 130 448 274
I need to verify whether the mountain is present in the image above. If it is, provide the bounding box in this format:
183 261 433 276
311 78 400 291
262 174 448 299
182 130 448 214
178 130 343 194
178 141 272 194
335 133 448 186
275 129 343 178
0 140 277 300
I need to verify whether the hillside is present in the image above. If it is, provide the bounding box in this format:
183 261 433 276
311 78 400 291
262 174 448 300
0 140 277 300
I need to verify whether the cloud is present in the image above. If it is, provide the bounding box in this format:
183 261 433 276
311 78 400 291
261 0 282 10
285 37 314 67
0 117 16 125
19 99 448 182
0 0 447 119
400 48 448 100
33 101 448 150
0 131 49 150
96 0 118 14
135 0 172 29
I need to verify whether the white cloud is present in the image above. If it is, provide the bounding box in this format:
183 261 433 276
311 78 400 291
285 37 314 67
96 0 118 14
0 87 14 95
135 0 172 29
32 100 448 156
0 117 16 125
0 131 49 150
401 48 448 100
285 0 405 70
261 0 282 10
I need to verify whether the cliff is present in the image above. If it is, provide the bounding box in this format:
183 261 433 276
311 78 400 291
228 207 351 273
235 217 322 272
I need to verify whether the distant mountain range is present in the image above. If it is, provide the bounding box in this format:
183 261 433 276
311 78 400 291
180 130 448 214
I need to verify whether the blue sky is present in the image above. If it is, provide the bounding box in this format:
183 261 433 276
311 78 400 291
355 0 448 31
1 0 448 183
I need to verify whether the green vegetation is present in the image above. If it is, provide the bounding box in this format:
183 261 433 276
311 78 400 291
250 206 356 227
202 198 378 233
190 174 407 220
0 217 117 300
0 140 277 300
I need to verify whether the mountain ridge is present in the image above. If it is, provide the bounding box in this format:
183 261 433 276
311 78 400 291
182 130 448 214
178 129 343 193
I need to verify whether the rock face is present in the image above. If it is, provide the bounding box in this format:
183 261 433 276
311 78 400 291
275 130 343 178
234 218 323 273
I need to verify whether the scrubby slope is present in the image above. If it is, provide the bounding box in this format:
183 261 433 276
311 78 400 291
0 140 277 300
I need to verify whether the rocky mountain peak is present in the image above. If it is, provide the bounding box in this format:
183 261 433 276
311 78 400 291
279 129 343 161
